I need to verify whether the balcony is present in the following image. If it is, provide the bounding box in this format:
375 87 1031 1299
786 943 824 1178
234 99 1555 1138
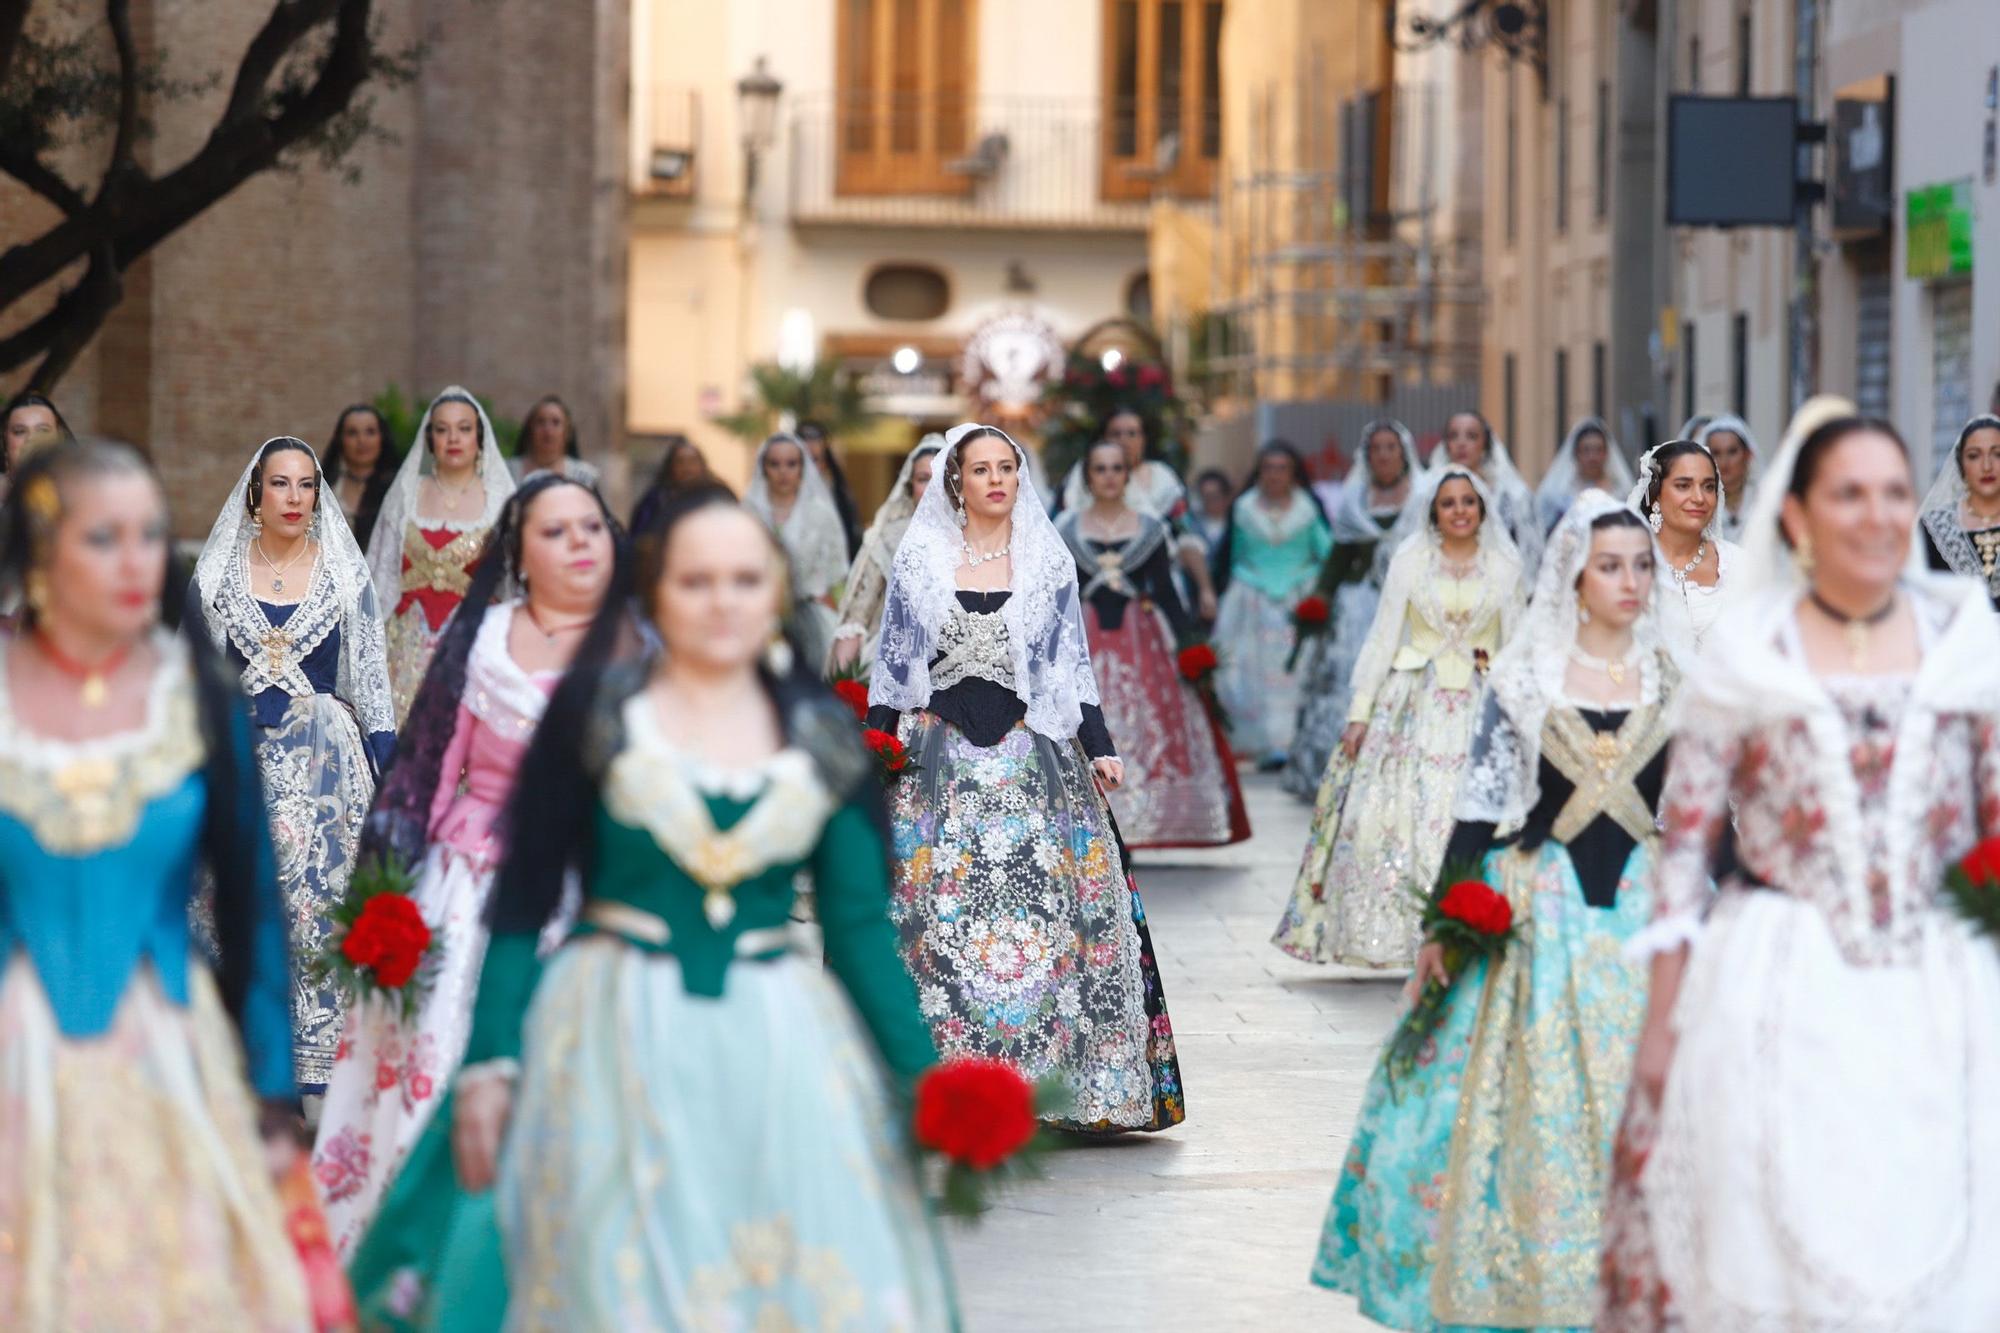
787 94 1162 233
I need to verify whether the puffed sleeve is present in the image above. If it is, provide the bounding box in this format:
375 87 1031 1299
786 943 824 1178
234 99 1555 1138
1345 543 1417 724
814 801 939 1083
1628 702 1743 957
832 547 889 652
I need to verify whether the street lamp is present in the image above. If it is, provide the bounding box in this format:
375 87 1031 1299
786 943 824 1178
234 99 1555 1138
736 56 784 213
1385 0 1547 90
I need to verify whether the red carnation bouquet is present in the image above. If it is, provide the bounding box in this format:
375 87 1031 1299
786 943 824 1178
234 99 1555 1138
310 857 437 1022
1942 835 2000 944
832 677 870 722
912 1056 1065 1216
1284 594 1333 671
1384 865 1516 1092
862 726 916 783
1175 640 1229 728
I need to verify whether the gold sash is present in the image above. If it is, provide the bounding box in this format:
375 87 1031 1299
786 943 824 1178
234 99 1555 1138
399 525 484 596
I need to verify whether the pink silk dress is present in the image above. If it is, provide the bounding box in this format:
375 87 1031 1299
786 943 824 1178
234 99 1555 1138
311 602 556 1258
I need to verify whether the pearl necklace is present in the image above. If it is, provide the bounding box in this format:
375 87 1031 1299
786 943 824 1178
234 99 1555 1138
1665 538 1707 587
1568 642 1642 687
962 540 1010 569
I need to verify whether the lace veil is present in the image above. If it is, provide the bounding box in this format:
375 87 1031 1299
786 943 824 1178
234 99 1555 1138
365 387 516 603
747 431 850 600
1625 438 1725 542
1920 414 2000 583
869 422 1099 741
1376 461 1523 580
1536 417 1637 529
192 437 394 740
1455 488 1667 831
1332 418 1421 546
856 433 944 579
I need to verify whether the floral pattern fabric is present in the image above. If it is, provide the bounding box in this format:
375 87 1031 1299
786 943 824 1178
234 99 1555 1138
889 711 1184 1131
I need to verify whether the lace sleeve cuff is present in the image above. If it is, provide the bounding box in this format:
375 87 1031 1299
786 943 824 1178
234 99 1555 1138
1624 913 1702 960
831 623 866 643
455 1058 521 1092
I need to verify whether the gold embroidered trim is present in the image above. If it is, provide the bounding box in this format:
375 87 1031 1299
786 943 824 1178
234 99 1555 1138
399 525 485 597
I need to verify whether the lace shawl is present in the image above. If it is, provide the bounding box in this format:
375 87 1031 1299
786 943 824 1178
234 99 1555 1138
365 387 516 607
870 422 1100 742
1696 414 1762 539
1331 418 1421 547
1536 417 1637 530
1055 510 1170 600
1919 414 2000 589
746 432 850 601
192 437 394 740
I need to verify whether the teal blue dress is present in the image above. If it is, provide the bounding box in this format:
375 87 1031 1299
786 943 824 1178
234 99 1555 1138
347 691 956 1331
1313 698 1668 1330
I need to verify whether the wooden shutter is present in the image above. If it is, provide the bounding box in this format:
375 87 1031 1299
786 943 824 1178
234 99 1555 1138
1101 0 1223 201
836 0 977 196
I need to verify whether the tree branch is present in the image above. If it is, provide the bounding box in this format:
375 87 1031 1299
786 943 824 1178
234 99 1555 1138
0 0 28 91
0 145 87 215
26 244 120 389
105 0 140 172
223 0 344 125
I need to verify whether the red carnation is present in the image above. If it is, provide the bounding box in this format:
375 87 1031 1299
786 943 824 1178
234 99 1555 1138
833 678 869 721
1137 364 1164 389
1107 367 1129 388
913 1057 1038 1170
1960 837 2000 887
1177 643 1218 680
862 727 911 774
1294 595 1331 625
1438 880 1513 936
342 893 431 989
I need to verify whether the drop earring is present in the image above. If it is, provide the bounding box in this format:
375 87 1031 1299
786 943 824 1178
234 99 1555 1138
1647 504 1663 534
764 633 795 676
250 506 265 537
954 499 968 529
1794 534 1816 577
1578 603 1591 625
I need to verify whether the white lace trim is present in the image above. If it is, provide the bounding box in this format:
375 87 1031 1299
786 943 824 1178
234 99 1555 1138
463 602 551 742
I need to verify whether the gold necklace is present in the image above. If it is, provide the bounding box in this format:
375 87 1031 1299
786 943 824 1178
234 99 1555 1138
254 538 312 595
1568 641 1641 688
435 472 478 514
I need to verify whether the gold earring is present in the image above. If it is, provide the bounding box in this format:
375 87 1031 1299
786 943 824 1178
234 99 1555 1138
24 570 48 615
1793 534 1815 577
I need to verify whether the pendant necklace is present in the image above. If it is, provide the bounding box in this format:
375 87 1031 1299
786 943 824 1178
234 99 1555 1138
1569 642 1641 688
963 537 1011 568
522 602 592 643
1666 538 1707 588
255 538 312 595
35 631 133 709
1808 590 1898 670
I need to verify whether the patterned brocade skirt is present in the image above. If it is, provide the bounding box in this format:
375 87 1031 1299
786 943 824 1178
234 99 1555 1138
1273 666 1477 969
1280 577 1381 801
1312 840 1653 1331
889 712 1185 1133
0 957 310 1332
496 938 956 1332
1085 601 1249 849
1212 583 1305 759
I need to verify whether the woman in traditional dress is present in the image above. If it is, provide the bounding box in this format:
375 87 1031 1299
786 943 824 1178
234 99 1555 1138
1312 493 1674 1329
322 405 397 552
1696 414 1760 541
828 434 942 673
1282 419 1420 800
746 430 847 672
1438 409 1544 575
192 436 396 1094
0 440 311 1328
1 391 75 499
506 394 600 488
628 434 709 534
1599 401 2000 1331
1272 466 1524 968
1059 406 1221 618
1920 414 2000 611
316 474 627 1283
438 485 956 1329
1211 441 1334 768
1536 416 1636 531
870 423 1186 1132
1628 438 1739 657
797 420 865 558
1058 439 1250 848
367 387 516 724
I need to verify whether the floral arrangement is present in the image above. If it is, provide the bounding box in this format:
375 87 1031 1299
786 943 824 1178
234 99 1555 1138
912 1056 1065 1217
1035 326 1192 488
862 726 915 782
310 857 436 1022
1385 869 1516 1093
832 677 870 722
1942 836 2000 942
1283 594 1333 671
1175 640 1229 729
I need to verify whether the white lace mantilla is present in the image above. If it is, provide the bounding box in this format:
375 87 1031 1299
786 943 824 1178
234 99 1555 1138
463 602 551 743
0 634 205 854
602 693 835 927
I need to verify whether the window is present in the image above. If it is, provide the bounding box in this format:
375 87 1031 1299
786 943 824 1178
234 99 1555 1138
1682 319 1697 425
836 0 976 196
864 264 951 320
1504 352 1519 449
1593 340 1607 418
1595 79 1611 221
1102 0 1224 200
1555 346 1570 436
1555 94 1570 233
1736 11 1752 96
1505 70 1519 246
1731 311 1749 417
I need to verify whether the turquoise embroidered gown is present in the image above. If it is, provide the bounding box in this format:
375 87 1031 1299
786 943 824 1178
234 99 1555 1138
1313 689 1671 1330
346 689 956 1332
0 634 308 1329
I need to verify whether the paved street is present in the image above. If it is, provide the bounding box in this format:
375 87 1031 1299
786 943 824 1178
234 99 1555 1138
950 773 1402 1331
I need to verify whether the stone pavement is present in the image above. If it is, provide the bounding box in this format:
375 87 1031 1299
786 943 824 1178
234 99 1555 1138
949 772 1402 1331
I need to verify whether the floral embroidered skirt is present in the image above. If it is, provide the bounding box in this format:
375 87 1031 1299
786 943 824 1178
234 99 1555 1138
313 844 495 1261
495 938 956 1332
384 599 457 728
1312 840 1652 1330
257 693 374 1092
1633 894 2000 1331
0 958 311 1331
890 712 1185 1133
1085 601 1249 849
1212 582 1305 759
1273 667 1477 969
1280 576 1382 801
